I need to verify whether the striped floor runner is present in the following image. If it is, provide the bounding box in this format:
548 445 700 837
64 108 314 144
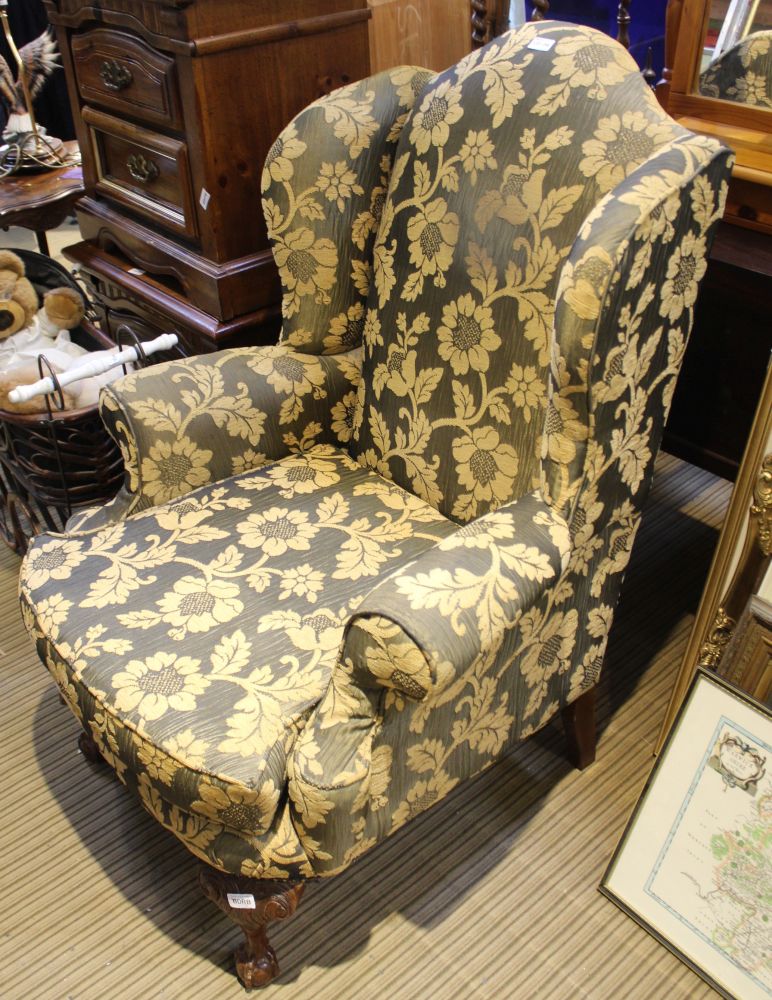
0 452 729 999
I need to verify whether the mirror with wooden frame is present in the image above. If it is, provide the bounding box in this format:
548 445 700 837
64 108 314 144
665 0 772 230
697 0 772 108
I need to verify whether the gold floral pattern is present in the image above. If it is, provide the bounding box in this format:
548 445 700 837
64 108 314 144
350 24 685 524
579 112 675 193
20 25 732 883
437 295 500 375
409 80 464 153
699 31 772 109
261 67 434 352
112 652 209 723
406 197 460 290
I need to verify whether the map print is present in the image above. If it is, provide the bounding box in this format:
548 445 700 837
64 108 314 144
647 720 772 996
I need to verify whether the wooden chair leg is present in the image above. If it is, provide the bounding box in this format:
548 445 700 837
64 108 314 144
561 686 597 771
78 728 106 764
199 867 305 988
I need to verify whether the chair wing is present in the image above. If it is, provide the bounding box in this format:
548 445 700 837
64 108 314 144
66 66 433 531
262 66 434 353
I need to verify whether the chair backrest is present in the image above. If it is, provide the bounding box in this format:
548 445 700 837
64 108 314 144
699 31 772 108
348 22 695 522
261 66 434 354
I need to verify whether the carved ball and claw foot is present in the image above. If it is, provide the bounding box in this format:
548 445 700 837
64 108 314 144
199 867 305 989
560 686 597 771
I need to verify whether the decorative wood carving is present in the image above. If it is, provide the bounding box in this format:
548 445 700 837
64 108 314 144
560 686 597 771
718 595 772 704
751 454 772 558
657 365 772 753
471 0 488 48
697 607 737 668
696 453 772 670
199 868 305 989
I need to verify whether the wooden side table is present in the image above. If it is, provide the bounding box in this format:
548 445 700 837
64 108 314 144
0 141 83 254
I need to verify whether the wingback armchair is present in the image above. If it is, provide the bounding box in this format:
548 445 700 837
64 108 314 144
19 22 731 988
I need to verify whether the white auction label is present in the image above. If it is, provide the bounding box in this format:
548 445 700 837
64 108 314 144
227 893 256 909
528 36 555 51
199 188 212 210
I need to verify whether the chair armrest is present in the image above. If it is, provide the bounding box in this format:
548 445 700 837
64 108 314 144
286 491 571 858
94 344 361 520
343 490 571 703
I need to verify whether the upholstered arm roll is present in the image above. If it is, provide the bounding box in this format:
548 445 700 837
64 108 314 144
286 491 571 868
69 345 362 530
342 491 571 702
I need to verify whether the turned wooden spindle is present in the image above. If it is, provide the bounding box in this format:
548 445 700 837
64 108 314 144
531 1 550 21
471 0 489 48
643 46 657 89
617 0 631 50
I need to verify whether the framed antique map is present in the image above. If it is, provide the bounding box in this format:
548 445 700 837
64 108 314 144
601 669 772 999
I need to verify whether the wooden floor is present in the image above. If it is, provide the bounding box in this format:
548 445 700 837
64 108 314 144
0 453 730 999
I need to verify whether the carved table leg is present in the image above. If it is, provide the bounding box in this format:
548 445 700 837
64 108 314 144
199 867 305 989
560 686 597 771
78 728 105 764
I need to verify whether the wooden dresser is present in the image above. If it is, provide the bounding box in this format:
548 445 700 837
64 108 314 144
43 0 372 355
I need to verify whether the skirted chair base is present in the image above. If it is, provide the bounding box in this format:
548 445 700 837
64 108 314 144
77 687 597 988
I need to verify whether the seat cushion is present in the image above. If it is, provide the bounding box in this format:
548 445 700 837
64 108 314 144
20 445 454 841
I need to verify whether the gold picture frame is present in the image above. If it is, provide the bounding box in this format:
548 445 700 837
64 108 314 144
601 669 772 1000
657 358 772 753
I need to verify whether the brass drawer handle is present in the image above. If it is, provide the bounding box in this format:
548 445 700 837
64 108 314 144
126 153 159 184
100 59 133 92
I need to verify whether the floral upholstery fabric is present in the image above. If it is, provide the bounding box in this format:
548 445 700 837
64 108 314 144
68 345 362 532
262 66 434 353
291 136 732 875
351 22 694 523
700 31 772 108
20 446 455 875
19 25 733 882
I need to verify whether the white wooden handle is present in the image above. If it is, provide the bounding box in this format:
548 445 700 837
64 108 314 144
8 333 178 404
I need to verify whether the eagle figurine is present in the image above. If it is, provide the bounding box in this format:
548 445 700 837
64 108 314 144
0 28 59 138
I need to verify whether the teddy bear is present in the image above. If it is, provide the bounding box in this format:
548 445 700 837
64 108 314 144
40 286 85 335
0 269 89 413
0 250 39 339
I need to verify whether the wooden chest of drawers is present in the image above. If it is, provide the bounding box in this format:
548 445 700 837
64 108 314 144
43 0 372 351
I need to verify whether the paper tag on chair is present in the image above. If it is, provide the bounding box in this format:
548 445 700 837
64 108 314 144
528 37 555 51
227 893 256 909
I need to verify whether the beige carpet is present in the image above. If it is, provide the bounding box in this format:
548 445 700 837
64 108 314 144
0 452 730 999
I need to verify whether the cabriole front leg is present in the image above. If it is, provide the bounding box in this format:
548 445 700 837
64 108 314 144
199 868 305 988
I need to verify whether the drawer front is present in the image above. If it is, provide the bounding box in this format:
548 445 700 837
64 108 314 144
84 108 198 241
72 29 182 131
